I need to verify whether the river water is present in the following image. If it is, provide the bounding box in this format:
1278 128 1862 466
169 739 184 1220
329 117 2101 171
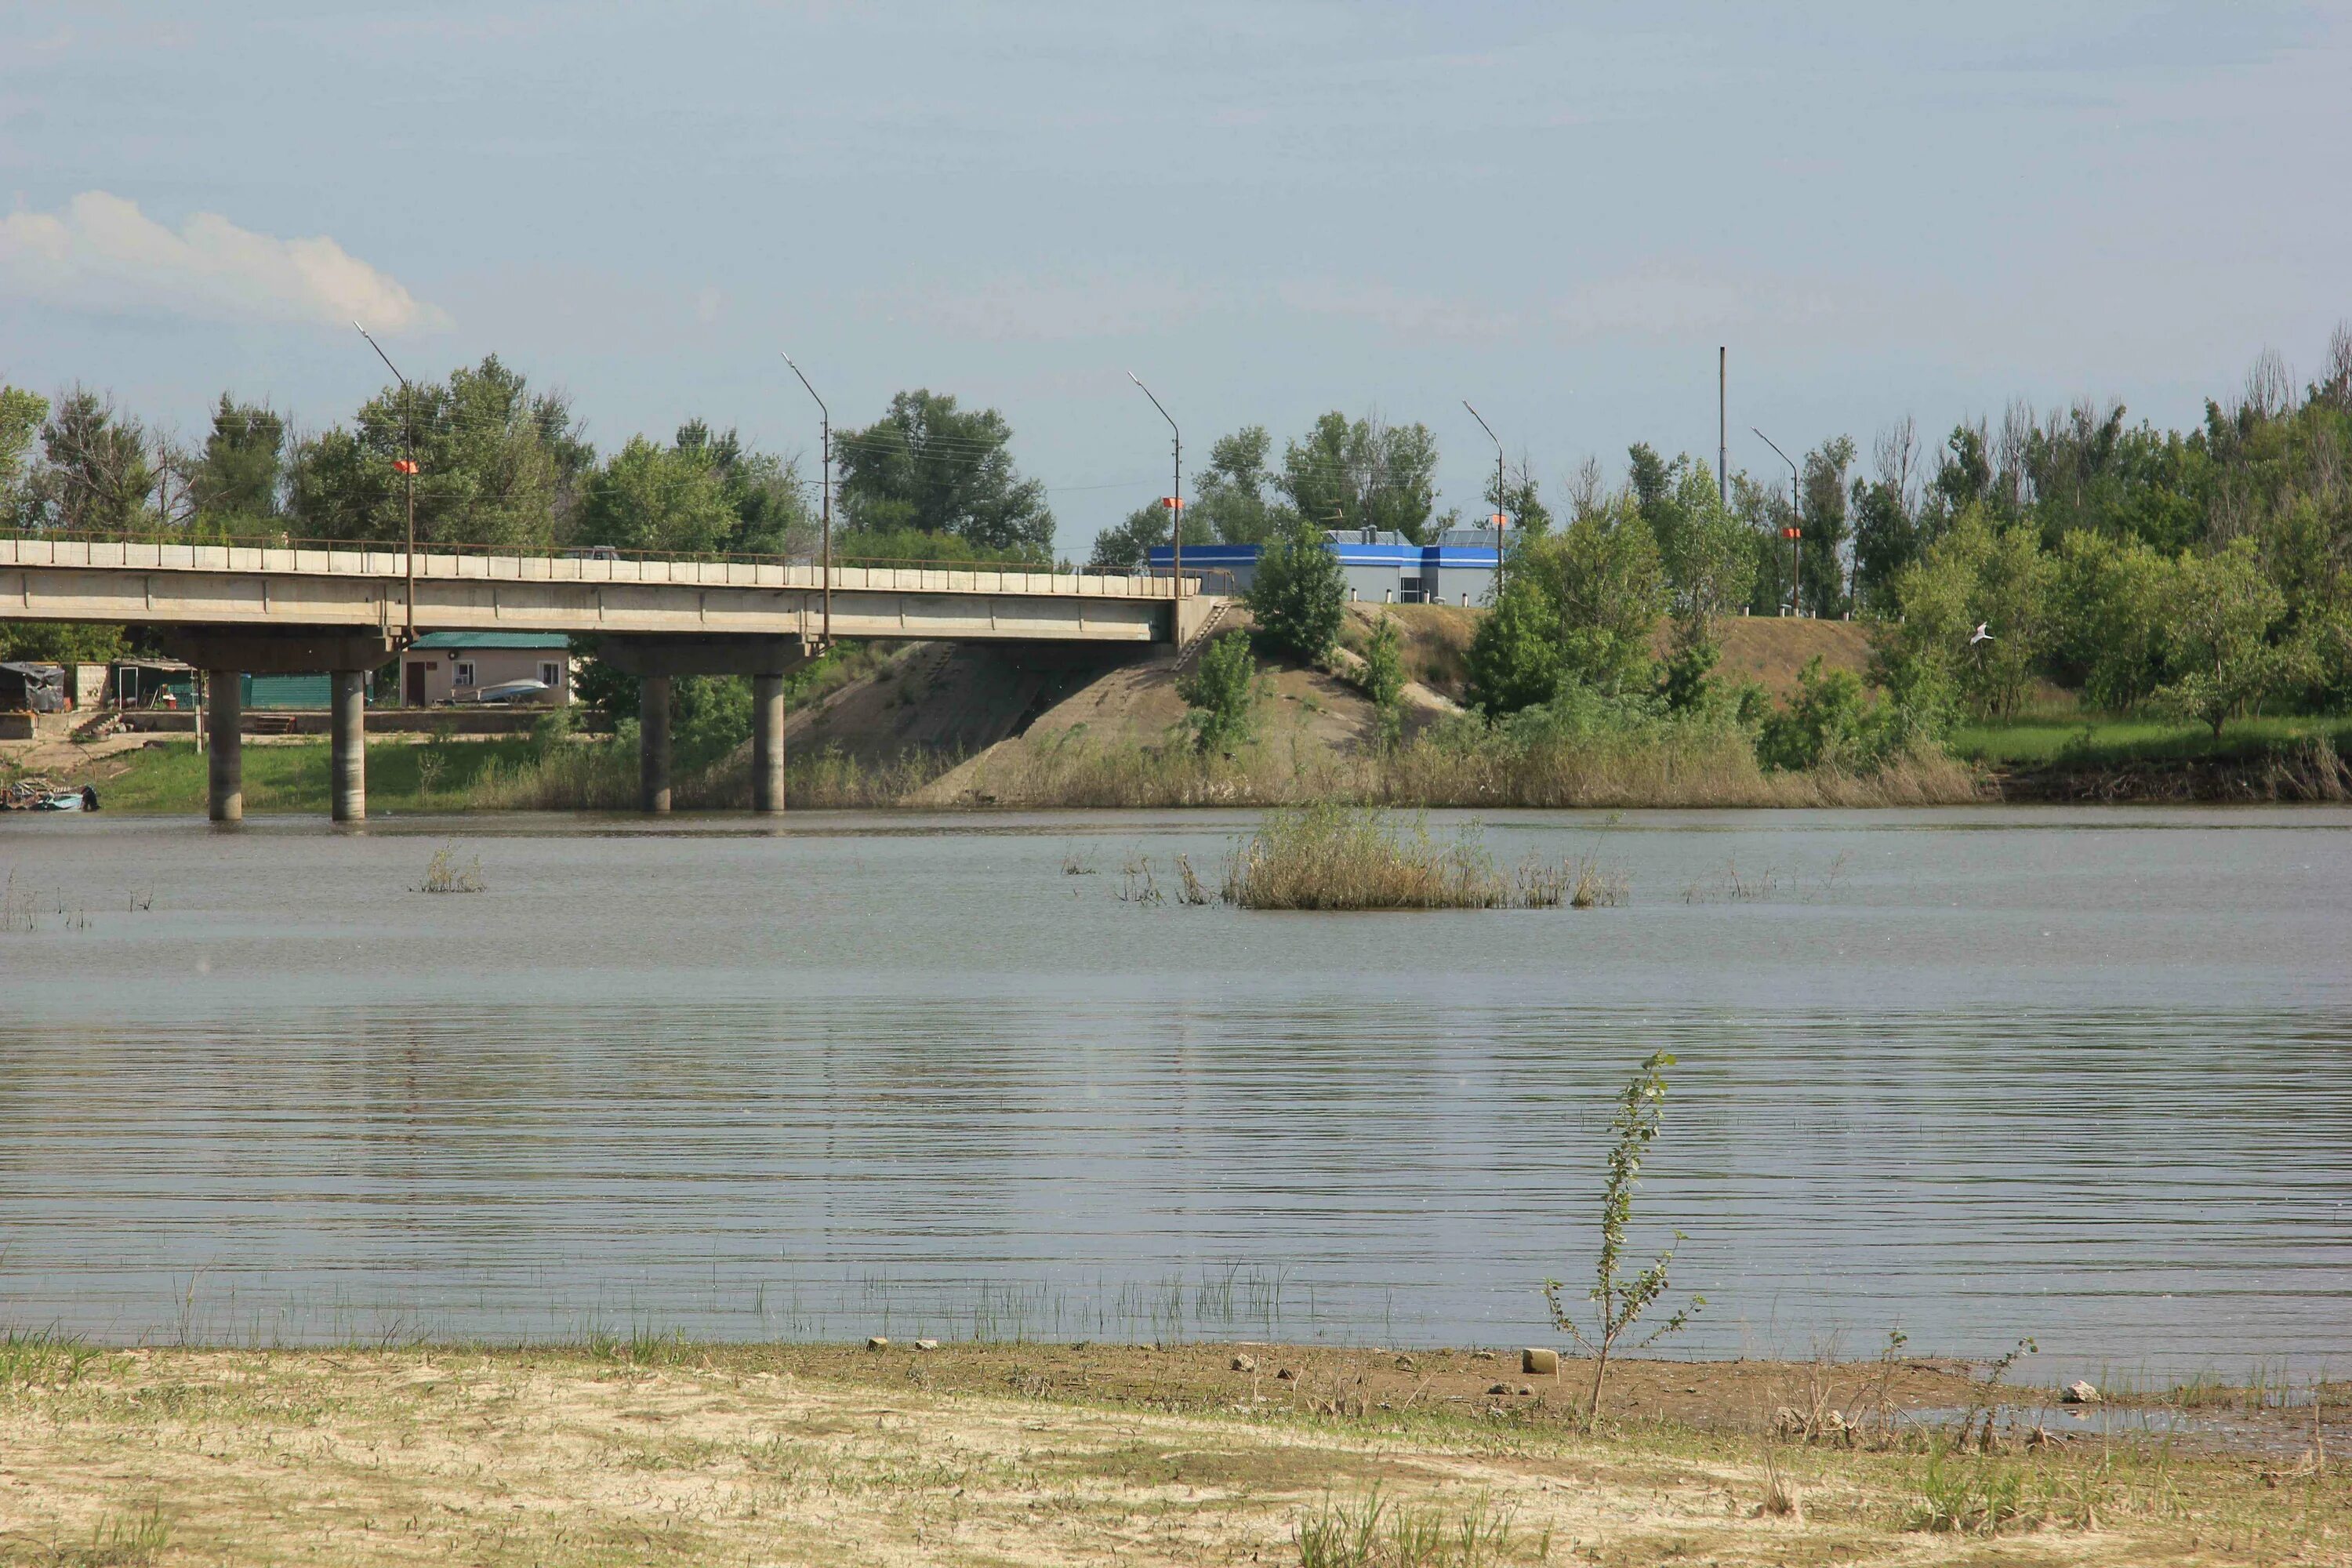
2 806 2347 1379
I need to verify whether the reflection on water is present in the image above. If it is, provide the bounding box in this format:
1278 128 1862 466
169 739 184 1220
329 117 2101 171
2 806 2347 1375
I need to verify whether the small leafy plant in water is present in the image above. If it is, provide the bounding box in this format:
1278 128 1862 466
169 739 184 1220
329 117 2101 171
418 847 485 895
1545 1050 1702 1428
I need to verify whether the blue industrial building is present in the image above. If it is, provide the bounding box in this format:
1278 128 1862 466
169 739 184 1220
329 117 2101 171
1147 528 1501 605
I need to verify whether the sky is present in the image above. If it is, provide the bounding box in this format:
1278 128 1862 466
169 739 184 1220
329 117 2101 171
4 1 2350 554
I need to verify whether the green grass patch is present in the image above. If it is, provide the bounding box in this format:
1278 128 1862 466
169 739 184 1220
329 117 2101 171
74 738 550 815
1951 713 2352 768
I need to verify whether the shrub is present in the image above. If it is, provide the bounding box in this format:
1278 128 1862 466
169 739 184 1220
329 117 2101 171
1544 1050 1701 1427
1465 579 1563 715
1363 615 1405 750
1247 515 1345 662
1178 630 1259 756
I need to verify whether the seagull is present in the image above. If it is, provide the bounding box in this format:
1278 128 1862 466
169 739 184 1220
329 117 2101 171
1969 622 1994 646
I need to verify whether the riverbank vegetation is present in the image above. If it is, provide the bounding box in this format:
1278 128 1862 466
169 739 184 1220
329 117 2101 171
12 329 2352 807
0 1338 2338 1566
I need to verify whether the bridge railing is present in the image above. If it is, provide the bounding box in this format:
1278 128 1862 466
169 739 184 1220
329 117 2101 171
0 527 1227 597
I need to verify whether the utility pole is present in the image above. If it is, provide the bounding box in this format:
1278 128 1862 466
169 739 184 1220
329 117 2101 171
1718 347 1728 506
354 321 417 641
779 353 833 646
1462 399 1505 597
1127 373 1181 601
1754 427 1801 617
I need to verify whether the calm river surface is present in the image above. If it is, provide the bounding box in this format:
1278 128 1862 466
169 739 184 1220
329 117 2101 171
2 806 2347 1379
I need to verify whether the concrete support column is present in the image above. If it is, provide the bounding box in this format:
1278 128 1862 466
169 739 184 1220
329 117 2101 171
205 670 243 822
639 673 672 814
330 670 367 822
751 672 786 815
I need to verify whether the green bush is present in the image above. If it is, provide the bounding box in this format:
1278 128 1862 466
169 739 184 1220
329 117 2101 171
1246 516 1345 662
1177 630 1259 756
1363 616 1405 750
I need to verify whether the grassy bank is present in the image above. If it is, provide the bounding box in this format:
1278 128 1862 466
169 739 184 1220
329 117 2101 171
1953 716 2352 802
1952 714 2352 768
0 1338 2337 1566
17 735 957 815
931 726 1982 810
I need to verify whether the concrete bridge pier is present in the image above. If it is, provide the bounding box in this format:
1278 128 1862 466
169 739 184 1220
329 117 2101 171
751 673 786 815
639 674 673 814
597 635 811 816
163 627 399 825
205 670 242 822
330 670 368 822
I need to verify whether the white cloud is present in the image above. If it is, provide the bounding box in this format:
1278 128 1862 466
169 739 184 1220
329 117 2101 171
0 191 447 333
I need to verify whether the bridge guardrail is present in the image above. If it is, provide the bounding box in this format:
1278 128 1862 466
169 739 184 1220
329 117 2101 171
0 528 1221 599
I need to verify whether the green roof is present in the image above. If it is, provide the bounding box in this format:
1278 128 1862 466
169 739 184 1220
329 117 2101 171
408 632 572 651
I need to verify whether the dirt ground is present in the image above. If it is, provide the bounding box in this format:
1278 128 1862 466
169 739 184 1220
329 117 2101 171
1 1341 2340 1567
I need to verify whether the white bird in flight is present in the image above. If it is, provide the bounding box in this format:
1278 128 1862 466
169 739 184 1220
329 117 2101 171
1969 622 1994 646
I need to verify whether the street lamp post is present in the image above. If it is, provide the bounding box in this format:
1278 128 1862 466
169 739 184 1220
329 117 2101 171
353 321 417 640
1753 428 1802 618
779 353 832 647
1127 373 1181 601
1462 400 1506 597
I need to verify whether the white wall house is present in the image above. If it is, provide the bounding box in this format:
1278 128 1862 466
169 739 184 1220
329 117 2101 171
397 633 574 708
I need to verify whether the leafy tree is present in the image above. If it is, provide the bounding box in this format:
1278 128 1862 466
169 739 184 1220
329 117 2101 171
1483 455 1552 539
1544 1051 1701 1428
836 389 1053 559
287 356 590 546
1465 577 1566 715
1657 617 1720 715
191 396 285 528
1247 514 1345 662
575 435 739 554
2153 539 2301 735
1878 506 2056 720
1800 435 1855 618
1192 426 1294 545
1929 422 1993 520
33 390 154 533
1640 456 1753 624
1087 501 1213 573
0 386 46 510
0 620 126 663
2050 531 2172 710
1178 630 1258 756
673 419 811 556
835 525 1047 565
1515 499 1668 697
1276 412 1440 543
1758 656 1881 771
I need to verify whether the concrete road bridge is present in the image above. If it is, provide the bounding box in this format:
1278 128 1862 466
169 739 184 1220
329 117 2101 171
0 535 1216 822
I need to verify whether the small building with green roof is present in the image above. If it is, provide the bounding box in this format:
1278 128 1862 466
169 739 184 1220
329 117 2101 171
398 632 574 709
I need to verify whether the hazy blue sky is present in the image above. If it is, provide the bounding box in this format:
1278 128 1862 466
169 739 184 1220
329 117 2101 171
5 2 2348 551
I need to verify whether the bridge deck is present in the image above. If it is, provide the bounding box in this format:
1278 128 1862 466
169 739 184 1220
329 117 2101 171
0 537 1202 644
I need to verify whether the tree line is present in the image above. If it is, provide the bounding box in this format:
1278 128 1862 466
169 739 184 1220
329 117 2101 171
0 365 1066 660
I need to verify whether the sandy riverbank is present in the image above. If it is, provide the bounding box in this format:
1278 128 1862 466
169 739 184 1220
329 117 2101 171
2 1339 2340 1566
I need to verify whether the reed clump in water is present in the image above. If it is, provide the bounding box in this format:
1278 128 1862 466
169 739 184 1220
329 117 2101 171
1221 803 1613 911
418 847 485 895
